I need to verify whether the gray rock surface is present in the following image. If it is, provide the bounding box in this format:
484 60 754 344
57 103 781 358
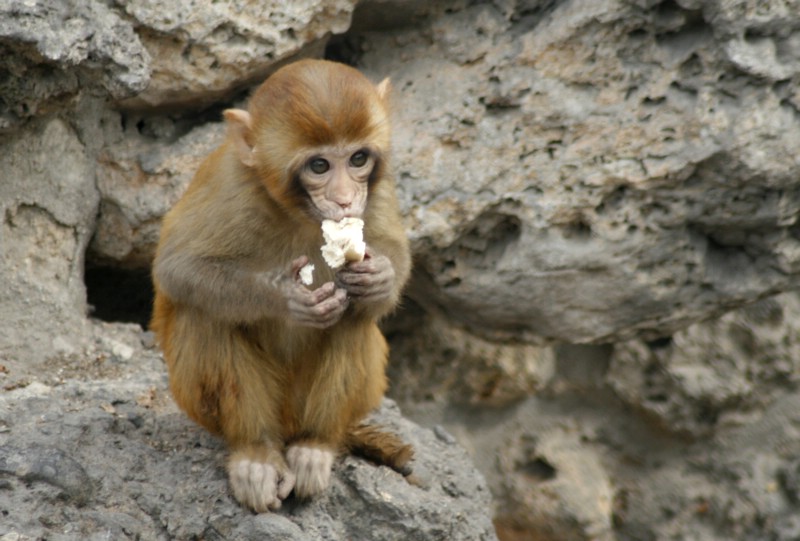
0 0 150 132
0 324 497 541
609 293 800 437
360 0 800 344
407 293 800 540
0 119 98 366
117 0 358 109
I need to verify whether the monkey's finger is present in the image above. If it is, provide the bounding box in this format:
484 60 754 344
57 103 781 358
337 270 377 286
255 464 280 511
338 270 393 294
342 257 378 273
290 255 311 276
343 253 392 275
277 469 296 500
303 282 338 305
311 289 349 318
294 289 348 327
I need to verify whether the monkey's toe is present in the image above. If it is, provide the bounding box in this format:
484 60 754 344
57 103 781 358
228 451 296 513
286 443 334 499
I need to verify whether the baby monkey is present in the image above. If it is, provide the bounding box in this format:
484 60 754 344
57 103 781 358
151 59 413 512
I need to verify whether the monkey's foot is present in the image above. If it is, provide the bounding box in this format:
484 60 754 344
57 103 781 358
227 446 296 513
285 443 335 498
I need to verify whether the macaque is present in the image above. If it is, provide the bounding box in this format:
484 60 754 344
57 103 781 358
150 59 413 512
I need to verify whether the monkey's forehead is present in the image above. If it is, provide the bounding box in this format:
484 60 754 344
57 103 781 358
249 61 389 145
251 105 390 156
255 99 388 145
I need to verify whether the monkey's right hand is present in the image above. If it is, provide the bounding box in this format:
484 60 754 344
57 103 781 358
284 256 349 328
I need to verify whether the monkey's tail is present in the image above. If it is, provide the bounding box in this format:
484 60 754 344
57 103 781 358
345 423 414 477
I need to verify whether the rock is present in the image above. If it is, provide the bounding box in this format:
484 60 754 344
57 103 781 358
0 323 497 541
117 0 359 109
608 292 800 436
610 391 800 541
387 307 554 406
351 0 800 344
0 0 150 132
0 445 93 506
0 119 99 366
91 121 224 266
495 427 614 541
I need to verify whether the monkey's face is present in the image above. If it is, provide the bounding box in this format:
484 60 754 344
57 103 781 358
229 59 392 223
295 144 378 222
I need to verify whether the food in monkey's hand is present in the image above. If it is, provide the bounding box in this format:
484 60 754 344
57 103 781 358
299 263 315 286
320 217 366 269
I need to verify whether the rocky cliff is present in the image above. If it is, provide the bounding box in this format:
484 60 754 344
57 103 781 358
2 0 800 539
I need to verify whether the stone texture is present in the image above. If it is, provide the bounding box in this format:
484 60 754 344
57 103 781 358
354 0 800 344
0 119 99 366
387 306 554 406
0 324 497 541
0 0 150 132
91 121 224 267
495 426 614 541
409 294 800 540
609 293 800 437
117 0 358 109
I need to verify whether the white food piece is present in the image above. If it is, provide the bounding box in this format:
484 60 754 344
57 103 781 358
320 217 366 269
299 263 315 286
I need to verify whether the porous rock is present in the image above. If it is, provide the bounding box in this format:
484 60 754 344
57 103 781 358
608 292 800 437
0 323 497 541
0 118 99 366
387 307 554 406
117 0 359 109
0 0 150 132
354 0 800 344
492 426 613 541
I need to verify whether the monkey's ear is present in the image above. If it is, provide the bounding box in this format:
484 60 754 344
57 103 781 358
223 109 256 168
376 78 391 102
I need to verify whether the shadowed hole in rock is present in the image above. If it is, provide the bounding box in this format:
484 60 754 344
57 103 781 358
562 216 592 240
647 336 673 350
85 265 154 329
521 457 557 481
453 212 522 269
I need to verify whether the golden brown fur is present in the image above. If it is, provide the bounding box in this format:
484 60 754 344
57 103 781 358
150 60 412 512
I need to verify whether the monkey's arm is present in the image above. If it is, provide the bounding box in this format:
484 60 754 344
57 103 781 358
154 247 348 327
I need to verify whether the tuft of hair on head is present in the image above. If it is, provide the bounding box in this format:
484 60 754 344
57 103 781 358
249 59 391 157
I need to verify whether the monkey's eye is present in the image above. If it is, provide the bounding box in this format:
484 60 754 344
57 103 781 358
308 158 330 174
349 150 369 168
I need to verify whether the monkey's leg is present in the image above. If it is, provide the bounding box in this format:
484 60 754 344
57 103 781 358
285 323 393 498
161 313 295 512
219 346 297 512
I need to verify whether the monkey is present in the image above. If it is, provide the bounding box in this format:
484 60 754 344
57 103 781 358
150 59 413 513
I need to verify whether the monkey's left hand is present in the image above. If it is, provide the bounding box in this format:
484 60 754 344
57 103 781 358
336 247 396 305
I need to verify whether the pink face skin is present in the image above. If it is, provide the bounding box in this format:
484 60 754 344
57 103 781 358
298 145 375 222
